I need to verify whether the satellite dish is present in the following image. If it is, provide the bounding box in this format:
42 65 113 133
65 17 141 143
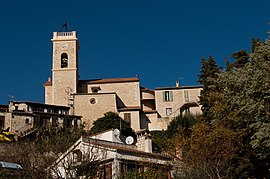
113 129 120 136
125 136 134 145
113 129 122 142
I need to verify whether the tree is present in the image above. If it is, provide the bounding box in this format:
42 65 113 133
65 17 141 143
231 50 250 68
0 126 102 179
166 114 196 138
198 56 221 121
202 39 270 177
175 123 244 179
91 112 135 138
252 37 261 53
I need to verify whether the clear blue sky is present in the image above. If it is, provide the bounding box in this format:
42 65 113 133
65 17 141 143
0 0 269 104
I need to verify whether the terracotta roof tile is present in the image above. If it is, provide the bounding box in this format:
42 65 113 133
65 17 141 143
43 80 52 86
155 85 202 90
87 77 139 84
118 106 141 111
83 138 172 160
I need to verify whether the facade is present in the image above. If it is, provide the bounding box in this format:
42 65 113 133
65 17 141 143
51 129 172 179
43 30 202 132
0 101 81 139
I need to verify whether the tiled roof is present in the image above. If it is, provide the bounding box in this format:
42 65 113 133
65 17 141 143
118 106 141 111
43 80 52 86
83 138 172 160
140 87 154 93
155 85 203 90
12 101 70 109
143 110 157 114
86 77 139 84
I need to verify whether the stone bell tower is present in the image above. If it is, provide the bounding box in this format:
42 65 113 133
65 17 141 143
44 31 79 106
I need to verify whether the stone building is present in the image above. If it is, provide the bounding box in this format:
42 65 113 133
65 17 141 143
0 101 81 139
43 30 202 132
51 129 172 179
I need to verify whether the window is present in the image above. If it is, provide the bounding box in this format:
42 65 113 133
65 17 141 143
61 53 68 68
73 149 82 163
91 86 101 93
166 108 172 116
163 91 173 102
0 116 4 129
124 113 131 123
184 90 189 102
90 98 96 104
25 118 30 124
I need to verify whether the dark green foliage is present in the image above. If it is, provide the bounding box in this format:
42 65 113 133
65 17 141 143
150 130 167 151
252 38 261 53
197 56 220 86
194 38 270 178
91 112 135 138
166 114 196 138
150 114 197 154
198 56 220 120
231 50 250 68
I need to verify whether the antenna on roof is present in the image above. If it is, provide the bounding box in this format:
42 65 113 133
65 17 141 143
8 95 15 101
265 22 270 39
60 22 72 32
176 77 184 87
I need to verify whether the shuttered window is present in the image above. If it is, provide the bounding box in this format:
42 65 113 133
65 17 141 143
163 91 173 102
184 90 189 102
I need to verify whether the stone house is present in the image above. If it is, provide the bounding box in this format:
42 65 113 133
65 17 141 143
50 129 172 179
43 30 202 132
0 101 81 138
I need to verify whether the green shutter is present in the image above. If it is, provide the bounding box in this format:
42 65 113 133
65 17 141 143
162 91 166 102
184 90 189 102
169 91 173 101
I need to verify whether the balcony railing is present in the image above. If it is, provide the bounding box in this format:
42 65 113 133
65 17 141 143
57 32 74 36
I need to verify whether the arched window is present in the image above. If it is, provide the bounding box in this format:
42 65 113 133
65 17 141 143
61 53 68 68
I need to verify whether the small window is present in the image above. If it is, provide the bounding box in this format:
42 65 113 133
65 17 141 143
90 98 96 104
124 113 131 123
25 118 30 124
73 149 82 163
163 91 173 102
184 90 189 102
166 108 172 116
0 116 5 129
91 86 101 93
61 53 68 68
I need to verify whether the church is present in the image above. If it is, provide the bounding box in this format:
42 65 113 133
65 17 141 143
43 30 202 132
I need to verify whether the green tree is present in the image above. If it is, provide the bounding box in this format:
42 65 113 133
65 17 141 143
231 50 250 68
205 39 270 177
90 112 135 138
198 56 220 121
166 114 196 138
252 37 261 53
176 123 244 179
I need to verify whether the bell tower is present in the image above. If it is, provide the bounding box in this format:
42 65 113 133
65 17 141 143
50 31 79 106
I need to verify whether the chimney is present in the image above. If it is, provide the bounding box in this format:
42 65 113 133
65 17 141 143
135 129 153 153
144 135 153 153
176 80 180 87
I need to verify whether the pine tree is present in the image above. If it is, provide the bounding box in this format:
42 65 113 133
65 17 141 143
198 56 220 120
231 50 250 68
